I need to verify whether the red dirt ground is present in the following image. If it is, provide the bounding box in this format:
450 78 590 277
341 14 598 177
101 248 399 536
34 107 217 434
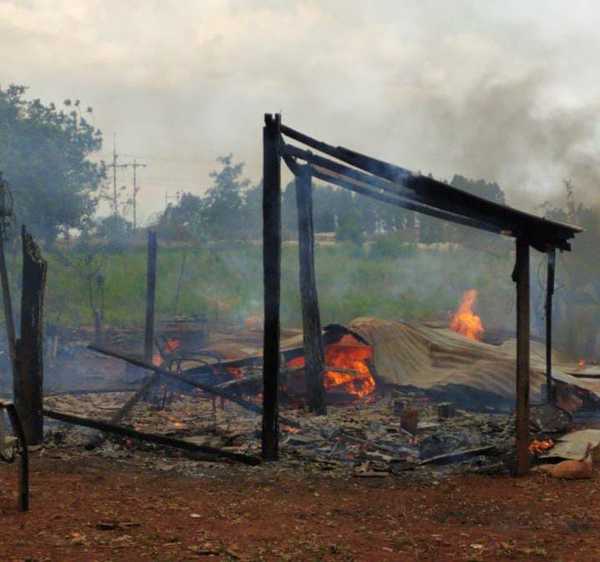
0 454 599 562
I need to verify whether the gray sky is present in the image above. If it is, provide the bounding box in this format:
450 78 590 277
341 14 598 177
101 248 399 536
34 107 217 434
2 0 600 223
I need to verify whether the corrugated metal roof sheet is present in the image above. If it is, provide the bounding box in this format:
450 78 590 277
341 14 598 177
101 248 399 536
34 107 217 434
349 317 600 402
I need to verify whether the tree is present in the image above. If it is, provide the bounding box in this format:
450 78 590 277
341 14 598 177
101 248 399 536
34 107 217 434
95 214 132 250
336 208 364 246
450 174 505 204
201 155 249 240
0 85 105 245
157 192 204 241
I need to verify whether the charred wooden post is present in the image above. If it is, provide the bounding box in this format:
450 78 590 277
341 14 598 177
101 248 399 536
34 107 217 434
295 166 327 415
262 113 282 460
0 177 17 393
0 238 17 386
545 248 556 404
15 227 47 445
3 401 29 511
144 230 157 364
514 237 530 475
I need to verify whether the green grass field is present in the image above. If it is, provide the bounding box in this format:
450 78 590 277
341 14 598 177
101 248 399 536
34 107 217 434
2 240 520 332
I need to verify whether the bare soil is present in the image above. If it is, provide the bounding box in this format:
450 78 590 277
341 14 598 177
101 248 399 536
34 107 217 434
0 453 598 562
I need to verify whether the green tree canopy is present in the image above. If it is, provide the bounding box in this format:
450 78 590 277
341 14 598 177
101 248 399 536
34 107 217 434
0 84 105 244
201 154 250 240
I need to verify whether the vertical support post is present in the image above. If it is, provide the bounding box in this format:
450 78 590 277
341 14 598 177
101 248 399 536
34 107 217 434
0 177 17 395
262 113 281 460
5 403 29 511
514 237 530 475
144 230 157 363
295 166 327 415
0 239 17 386
545 248 556 403
15 227 47 445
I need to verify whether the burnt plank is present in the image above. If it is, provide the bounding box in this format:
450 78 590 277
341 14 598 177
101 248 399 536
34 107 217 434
545 248 556 403
262 113 282 460
15 227 47 445
515 237 530 475
144 230 157 363
295 166 327 415
43 408 261 465
280 124 580 251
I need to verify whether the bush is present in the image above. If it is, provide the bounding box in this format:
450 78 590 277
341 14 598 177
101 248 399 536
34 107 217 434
369 234 417 259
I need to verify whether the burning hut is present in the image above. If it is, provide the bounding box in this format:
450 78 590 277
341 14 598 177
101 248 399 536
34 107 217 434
261 113 582 475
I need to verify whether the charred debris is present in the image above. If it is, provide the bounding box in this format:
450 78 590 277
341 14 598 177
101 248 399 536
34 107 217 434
0 117 591 510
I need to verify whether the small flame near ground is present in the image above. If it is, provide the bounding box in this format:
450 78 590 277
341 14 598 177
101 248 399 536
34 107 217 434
450 289 484 341
528 438 554 455
287 334 376 400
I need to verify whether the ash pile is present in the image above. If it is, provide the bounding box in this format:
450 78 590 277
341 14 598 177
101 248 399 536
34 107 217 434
41 314 590 478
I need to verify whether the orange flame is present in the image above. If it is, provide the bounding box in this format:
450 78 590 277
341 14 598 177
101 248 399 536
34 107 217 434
323 335 375 399
164 338 181 353
528 438 554 455
578 359 586 369
287 335 376 400
450 289 484 341
226 366 244 380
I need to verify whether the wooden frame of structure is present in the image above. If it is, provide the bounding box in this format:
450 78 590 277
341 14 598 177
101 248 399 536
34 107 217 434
261 113 582 475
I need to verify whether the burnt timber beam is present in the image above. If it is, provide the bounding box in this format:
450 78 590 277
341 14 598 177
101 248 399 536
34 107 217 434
295 166 327 415
15 227 47 445
262 113 282 460
85 372 160 450
282 150 503 236
144 230 157 363
545 248 556 403
514 238 530 475
88 344 263 415
87 344 303 430
282 142 503 234
0 238 17 393
280 124 580 251
43 408 261 466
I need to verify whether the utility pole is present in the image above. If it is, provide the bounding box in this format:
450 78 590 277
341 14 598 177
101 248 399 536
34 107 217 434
164 190 181 209
130 159 147 231
107 134 129 217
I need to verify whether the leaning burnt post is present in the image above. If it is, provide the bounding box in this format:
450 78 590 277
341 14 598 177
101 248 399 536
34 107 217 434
295 166 327 415
262 113 282 460
545 248 556 404
513 237 530 475
144 230 157 364
0 176 17 388
15 227 47 445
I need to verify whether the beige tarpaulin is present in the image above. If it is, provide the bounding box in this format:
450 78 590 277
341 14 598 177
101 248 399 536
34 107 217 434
541 429 600 461
347 317 600 403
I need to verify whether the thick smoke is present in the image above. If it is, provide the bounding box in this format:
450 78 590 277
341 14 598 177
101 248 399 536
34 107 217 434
3 1 600 221
379 70 600 211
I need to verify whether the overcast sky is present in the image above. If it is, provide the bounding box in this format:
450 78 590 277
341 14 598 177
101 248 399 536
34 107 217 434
2 0 600 223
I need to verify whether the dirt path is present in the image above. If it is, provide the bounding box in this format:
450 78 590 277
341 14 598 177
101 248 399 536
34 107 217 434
0 454 598 561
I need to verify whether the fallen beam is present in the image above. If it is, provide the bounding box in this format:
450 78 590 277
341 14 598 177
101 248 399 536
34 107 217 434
43 408 261 466
87 344 304 429
85 373 160 450
46 387 139 397
281 150 501 237
88 344 263 415
419 445 497 466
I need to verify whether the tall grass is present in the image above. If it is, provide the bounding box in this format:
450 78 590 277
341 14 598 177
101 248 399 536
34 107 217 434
8 241 517 332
